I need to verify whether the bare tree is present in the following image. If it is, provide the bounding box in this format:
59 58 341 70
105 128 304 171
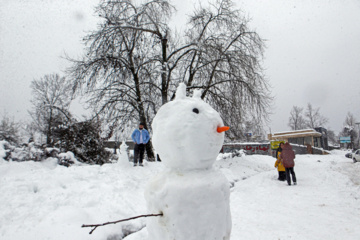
0 112 20 145
180 0 271 139
29 73 73 146
340 112 358 148
67 0 177 159
304 103 328 129
67 0 271 146
343 112 357 127
288 106 306 130
326 128 338 146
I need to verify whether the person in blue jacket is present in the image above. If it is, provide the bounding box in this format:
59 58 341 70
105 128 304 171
131 122 150 166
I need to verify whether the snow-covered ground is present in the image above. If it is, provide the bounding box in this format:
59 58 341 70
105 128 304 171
1 150 359 240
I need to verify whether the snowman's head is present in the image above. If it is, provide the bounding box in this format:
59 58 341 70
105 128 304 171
152 83 229 170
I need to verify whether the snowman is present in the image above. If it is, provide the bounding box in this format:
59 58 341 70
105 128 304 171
145 83 232 240
116 141 130 166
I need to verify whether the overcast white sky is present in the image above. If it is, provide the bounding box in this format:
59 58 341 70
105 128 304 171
1 0 360 135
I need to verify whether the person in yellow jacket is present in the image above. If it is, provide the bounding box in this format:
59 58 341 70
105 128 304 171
274 142 286 181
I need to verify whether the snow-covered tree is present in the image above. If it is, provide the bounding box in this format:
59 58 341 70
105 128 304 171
288 106 307 130
67 0 271 151
340 112 358 148
304 103 328 128
182 0 271 140
326 128 338 146
0 112 20 145
343 112 357 127
29 73 73 146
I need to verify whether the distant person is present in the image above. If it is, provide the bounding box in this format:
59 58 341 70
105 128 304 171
131 122 150 166
280 142 297 186
274 142 286 181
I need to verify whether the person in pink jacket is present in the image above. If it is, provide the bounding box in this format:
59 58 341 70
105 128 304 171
280 142 297 186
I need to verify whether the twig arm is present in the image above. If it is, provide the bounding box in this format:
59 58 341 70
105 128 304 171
82 213 163 234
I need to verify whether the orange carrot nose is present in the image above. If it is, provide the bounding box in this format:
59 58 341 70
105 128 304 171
217 126 230 133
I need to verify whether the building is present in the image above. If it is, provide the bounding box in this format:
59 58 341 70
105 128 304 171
314 127 329 150
268 129 329 154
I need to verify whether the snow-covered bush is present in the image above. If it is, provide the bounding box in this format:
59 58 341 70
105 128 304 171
53 118 112 165
217 149 246 160
4 142 45 162
58 151 79 167
10 146 30 161
45 147 60 157
0 140 11 161
28 142 44 161
1 117 113 165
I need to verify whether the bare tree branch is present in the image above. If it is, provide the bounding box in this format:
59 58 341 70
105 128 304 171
82 213 163 234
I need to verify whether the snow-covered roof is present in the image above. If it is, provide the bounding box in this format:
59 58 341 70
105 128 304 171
272 129 315 135
268 129 322 140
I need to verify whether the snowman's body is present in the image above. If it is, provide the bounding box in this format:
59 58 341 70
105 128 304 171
145 83 232 240
117 141 130 166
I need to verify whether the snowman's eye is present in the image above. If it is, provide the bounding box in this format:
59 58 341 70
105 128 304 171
192 108 199 114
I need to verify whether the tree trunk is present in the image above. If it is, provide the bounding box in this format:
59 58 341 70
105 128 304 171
46 109 53 146
145 140 155 161
133 71 155 161
161 38 168 105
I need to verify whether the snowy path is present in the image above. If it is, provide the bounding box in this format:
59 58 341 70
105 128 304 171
1 151 360 239
230 153 360 240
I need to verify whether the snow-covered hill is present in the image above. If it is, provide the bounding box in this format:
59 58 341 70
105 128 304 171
1 150 359 240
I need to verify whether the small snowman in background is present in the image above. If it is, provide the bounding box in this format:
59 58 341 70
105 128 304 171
145 83 232 240
117 141 130 166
